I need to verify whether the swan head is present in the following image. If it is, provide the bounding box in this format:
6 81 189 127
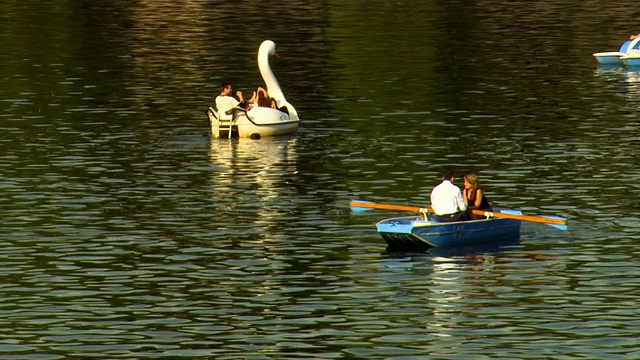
259 40 277 57
258 40 282 99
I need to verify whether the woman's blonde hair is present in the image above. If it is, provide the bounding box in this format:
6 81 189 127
464 173 479 190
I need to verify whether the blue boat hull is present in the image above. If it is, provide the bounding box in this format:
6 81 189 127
376 210 521 251
622 56 640 67
593 52 624 65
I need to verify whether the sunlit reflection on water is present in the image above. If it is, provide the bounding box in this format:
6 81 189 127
1 0 639 358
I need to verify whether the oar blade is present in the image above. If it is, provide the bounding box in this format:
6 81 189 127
541 216 568 231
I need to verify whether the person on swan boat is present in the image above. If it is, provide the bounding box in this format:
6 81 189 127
255 86 272 107
462 173 493 220
252 86 289 114
430 170 467 222
215 82 255 119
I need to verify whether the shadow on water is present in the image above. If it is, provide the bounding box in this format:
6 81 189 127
383 236 522 259
380 235 564 272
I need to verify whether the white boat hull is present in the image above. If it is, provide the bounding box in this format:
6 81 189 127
236 107 298 138
206 107 299 139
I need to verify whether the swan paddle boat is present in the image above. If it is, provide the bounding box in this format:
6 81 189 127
593 34 640 66
207 40 300 139
376 209 523 252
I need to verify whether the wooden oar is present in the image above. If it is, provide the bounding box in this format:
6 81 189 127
350 201 425 213
349 200 567 226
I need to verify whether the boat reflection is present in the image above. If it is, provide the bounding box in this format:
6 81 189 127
208 135 298 230
428 236 521 259
594 64 625 78
594 65 640 87
623 69 640 84
593 65 640 108
383 236 521 260
378 236 559 338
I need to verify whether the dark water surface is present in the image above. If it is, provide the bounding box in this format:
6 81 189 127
1 1 639 358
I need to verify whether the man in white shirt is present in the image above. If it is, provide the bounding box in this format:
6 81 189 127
430 170 467 222
215 82 248 120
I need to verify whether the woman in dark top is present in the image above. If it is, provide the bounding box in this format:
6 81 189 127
462 173 492 220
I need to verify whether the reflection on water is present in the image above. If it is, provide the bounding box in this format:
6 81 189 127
594 65 640 111
624 69 640 83
382 235 522 259
620 68 640 108
209 136 298 189
208 136 298 227
595 64 640 88
2 0 640 358
428 236 522 259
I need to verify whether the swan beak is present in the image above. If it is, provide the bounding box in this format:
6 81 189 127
273 52 280 59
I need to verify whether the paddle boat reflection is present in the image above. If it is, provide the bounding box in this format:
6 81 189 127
208 136 298 227
616 68 640 101
594 65 640 102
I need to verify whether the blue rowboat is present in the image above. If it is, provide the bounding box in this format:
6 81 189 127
376 209 522 251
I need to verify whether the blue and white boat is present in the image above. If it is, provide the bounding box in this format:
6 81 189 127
593 51 627 66
376 209 522 252
593 35 640 66
620 54 640 67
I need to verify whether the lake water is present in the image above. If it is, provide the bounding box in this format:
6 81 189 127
1 1 639 359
